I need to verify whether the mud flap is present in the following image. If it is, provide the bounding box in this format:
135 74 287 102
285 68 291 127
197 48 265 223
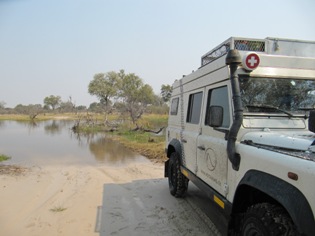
164 159 169 177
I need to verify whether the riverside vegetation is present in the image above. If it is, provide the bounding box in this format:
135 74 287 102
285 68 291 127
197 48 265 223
0 154 11 162
0 113 168 163
72 113 168 162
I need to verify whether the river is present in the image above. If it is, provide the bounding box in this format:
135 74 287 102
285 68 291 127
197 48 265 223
0 120 147 166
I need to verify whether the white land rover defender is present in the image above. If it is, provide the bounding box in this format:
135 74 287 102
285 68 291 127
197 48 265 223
164 37 315 235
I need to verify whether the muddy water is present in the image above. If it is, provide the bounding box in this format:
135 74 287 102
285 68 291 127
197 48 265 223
0 120 147 166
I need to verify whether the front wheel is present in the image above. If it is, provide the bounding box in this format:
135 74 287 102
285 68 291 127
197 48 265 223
240 203 298 236
168 152 188 198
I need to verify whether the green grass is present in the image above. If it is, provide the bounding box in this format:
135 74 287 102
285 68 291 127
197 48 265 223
50 206 67 212
140 114 168 128
118 130 164 143
107 114 168 161
115 114 167 144
0 154 11 162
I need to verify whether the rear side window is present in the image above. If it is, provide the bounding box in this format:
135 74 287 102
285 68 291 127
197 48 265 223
206 86 230 128
170 97 179 115
186 92 203 124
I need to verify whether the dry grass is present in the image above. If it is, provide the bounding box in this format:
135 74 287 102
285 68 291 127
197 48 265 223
113 135 167 163
0 165 29 176
50 206 67 213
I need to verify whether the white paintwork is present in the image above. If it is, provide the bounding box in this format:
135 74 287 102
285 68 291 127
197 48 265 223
241 130 315 152
166 36 315 223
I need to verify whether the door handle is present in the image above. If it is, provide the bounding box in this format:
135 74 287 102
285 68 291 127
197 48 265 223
197 145 205 151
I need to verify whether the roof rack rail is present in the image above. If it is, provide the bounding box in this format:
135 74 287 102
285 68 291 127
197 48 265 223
201 37 266 66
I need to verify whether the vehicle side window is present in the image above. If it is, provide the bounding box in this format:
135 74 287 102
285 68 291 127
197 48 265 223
186 92 203 124
170 97 179 115
206 86 230 128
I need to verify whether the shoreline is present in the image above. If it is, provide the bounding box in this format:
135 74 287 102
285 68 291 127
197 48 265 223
0 162 165 236
0 161 219 236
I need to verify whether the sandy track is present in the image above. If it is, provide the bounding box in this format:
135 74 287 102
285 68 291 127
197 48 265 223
0 162 219 236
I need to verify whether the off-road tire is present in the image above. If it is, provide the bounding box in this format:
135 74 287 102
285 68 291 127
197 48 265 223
168 152 188 198
240 203 298 236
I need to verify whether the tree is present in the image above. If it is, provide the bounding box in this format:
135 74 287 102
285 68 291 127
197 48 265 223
88 70 155 124
0 101 5 109
14 104 42 119
14 104 28 114
28 104 42 120
119 73 155 124
59 101 75 113
43 95 61 110
0 101 6 114
89 102 103 113
76 105 87 111
59 96 76 113
88 71 120 113
161 84 172 103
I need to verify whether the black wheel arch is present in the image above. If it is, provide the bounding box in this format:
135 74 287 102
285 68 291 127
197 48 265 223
165 139 183 178
232 170 315 236
166 139 182 159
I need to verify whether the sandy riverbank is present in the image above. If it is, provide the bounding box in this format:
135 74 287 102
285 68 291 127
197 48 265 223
0 162 219 236
0 162 163 236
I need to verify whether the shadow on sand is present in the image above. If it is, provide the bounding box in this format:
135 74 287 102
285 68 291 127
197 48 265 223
96 178 227 236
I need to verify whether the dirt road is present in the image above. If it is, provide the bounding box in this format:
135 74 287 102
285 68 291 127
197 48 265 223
0 161 221 236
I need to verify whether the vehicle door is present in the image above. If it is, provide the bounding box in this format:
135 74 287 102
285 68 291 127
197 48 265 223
196 83 231 197
181 88 205 174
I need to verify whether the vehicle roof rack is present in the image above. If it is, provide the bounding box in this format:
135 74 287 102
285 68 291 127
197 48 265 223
201 37 266 66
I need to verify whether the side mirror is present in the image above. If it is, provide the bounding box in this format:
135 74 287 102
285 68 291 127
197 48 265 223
309 110 315 133
207 106 223 127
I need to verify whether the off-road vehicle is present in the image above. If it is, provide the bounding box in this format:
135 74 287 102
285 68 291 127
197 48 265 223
165 37 315 235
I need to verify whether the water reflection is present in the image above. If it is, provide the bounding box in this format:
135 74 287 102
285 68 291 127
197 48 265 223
20 120 38 128
89 136 138 164
0 120 147 166
44 120 63 135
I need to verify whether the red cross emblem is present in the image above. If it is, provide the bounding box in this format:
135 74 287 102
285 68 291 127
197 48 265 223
243 53 260 70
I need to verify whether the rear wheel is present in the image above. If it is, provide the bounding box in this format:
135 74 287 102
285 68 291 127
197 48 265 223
168 152 188 198
240 203 297 236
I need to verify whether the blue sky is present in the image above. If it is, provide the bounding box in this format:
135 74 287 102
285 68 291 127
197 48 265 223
1 0 314 108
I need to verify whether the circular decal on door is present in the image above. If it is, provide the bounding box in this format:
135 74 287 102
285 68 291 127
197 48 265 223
205 148 217 171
